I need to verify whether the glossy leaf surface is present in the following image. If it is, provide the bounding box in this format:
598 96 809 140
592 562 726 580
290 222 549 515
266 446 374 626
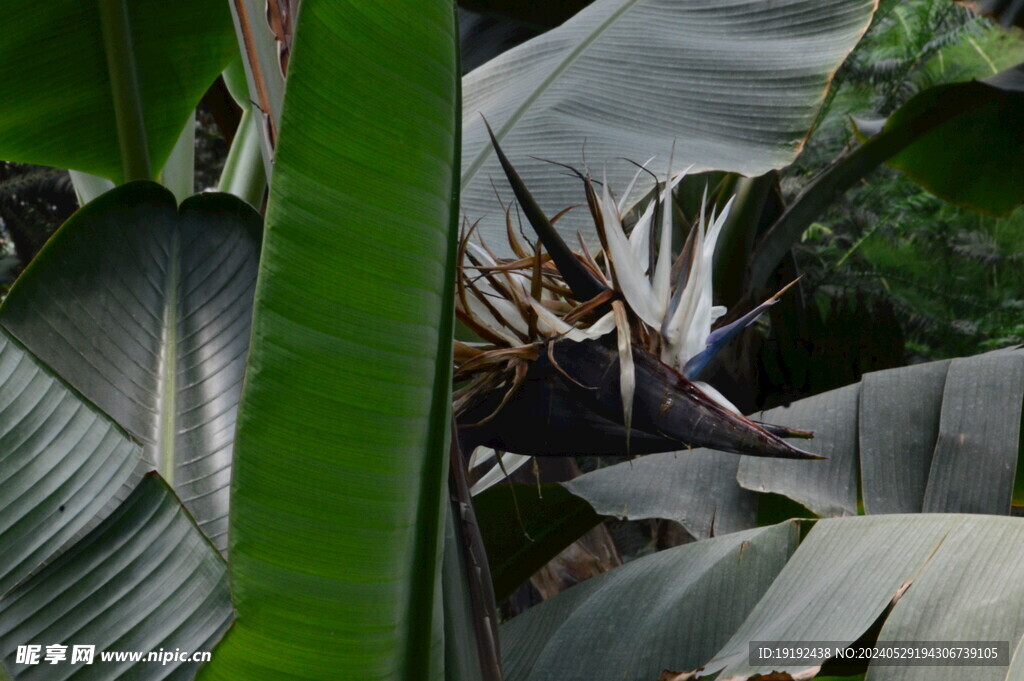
0 0 236 181
200 2 460 679
0 182 262 551
0 331 140 597
461 0 877 247
0 474 231 681
502 522 798 681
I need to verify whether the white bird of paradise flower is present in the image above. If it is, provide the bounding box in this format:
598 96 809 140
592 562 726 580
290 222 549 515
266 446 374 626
455 151 805 493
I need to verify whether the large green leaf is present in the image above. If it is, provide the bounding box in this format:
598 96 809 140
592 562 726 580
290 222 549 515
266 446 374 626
199 2 459 679
501 522 799 681
461 0 877 248
920 353 1024 513
443 505 485 681
0 0 237 182
0 474 231 681
699 514 1024 681
747 63 1024 293
737 350 1024 518
869 515 1024 681
701 515 954 679
0 330 140 597
737 383 861 518
0 182 262 552
497 513 1024 681
559 350 1024 541
858 359 950 514
563 449 758 540
878 64 1024 216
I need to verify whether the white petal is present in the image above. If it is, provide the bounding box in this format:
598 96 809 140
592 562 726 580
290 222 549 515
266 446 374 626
650 167 691 320
618 156 656 214
583 310 617 338
693 380 741 414
469 445 496 468
651 181 674 320
704 195 735 260
600 177 661 328
528 299 615 342
528 297 574 337
662 191 733 369
628 200 656 273
465 241 532 338
613 301 636 451
651 164 692 321
662 204 706 362
470 452 533 495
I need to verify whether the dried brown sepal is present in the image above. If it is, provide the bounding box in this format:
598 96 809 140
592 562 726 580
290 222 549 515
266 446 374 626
265 0 296 76
563 288 615 325
549 204 579 225
471 252 553 273
576 231 610 287
464 249 531 344
505 204 529 260
528 240 544 338
657 670 698 681
455 345 539 377
454 341 485 364
462 360 531 428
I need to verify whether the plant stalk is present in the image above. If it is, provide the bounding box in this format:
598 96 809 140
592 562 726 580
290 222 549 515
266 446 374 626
97 0 151 181
449 420 504 681
218 108 268 210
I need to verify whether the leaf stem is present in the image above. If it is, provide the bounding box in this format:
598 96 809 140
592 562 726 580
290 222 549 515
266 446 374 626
218 108 267 209
98 0 151 182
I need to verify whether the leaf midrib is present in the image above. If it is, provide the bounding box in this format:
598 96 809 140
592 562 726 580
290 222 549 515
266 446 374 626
156 225 181 484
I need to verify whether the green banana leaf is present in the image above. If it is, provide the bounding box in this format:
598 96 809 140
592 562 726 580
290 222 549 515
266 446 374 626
0 182 262 552
737 383 861 518
502 521 799 681
0 474 231 681
443 506 486 681
461 0 878 249
701 514 1024 681
218 57 267 209
0 0 236 182
738 349 1024 517
199 1 460 679
503 514 1024 681
562 449 758 541
0 330 140 597
878 63 1024 216
562 349 1024 533
748 63 1024 293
